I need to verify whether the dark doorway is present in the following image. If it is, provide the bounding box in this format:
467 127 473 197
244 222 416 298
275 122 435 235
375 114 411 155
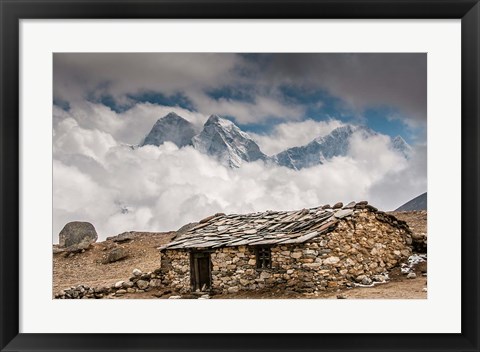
191 251 211 292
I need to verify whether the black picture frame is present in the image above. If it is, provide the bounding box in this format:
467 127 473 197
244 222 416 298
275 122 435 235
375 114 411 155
1 1 479 351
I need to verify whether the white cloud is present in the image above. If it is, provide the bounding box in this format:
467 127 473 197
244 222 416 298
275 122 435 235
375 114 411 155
53 121 426 242
53 118 117 162
54 102 208 146
187 92 305 125
250 118 344 155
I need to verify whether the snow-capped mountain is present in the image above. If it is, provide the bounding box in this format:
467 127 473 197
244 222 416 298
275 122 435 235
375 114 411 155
274 125 412 170
140 112 412 170
141 112 197 148
392 135 413 158
192 115 268 168
273 125 371 170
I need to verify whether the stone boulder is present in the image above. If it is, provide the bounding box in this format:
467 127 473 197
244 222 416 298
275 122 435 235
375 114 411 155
59 221 97 249
102 247 129 264
107 231 135 243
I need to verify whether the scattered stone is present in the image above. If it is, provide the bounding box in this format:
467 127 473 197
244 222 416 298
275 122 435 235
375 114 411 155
103 247 129 264
361 277 372 285
336 294 347 299
136 280 149 290
332 202 343 209
141 273 151 280
407 272 417 279
115 289 127 295
372 275 387 282
227 286 239 293
343 201 356 209
52 246 65 254
323 256 340 265
417 261 427 273
132 268 142 277
168 295 182 299
355 275 367 283
114 281 124 289
149 279 162 287
334 209 353 219
111 231 135 243
122 281 134 289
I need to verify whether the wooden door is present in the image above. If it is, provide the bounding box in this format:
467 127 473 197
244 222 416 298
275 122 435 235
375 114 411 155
191 252 211 291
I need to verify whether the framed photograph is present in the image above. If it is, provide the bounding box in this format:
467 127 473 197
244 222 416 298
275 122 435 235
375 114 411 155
1 0 479 351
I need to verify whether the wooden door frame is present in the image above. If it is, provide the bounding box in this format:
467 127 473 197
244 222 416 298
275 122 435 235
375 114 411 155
189 250 212 292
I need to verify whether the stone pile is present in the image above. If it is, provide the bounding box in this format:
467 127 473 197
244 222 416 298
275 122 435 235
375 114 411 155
55 268 164 299
400 253 427 277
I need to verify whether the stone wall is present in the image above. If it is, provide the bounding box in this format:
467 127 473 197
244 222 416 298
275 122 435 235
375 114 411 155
160 250 191 293
160 209 412 294
55 268 163 299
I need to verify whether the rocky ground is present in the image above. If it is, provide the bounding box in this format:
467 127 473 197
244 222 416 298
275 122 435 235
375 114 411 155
53 211 427 299
53 231 176 295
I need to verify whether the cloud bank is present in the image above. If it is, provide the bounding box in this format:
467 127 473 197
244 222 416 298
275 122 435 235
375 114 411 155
53 108 427 242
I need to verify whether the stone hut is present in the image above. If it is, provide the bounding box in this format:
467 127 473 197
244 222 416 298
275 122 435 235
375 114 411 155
158 201 413 294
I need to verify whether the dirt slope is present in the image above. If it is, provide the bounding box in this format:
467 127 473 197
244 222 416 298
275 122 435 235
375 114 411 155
53 231 176 294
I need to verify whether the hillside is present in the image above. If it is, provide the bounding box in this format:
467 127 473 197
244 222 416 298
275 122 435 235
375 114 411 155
395 192 427 211
53 231 176 294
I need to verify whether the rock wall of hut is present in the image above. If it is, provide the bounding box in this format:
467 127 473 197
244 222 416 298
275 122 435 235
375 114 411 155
160 210 412 294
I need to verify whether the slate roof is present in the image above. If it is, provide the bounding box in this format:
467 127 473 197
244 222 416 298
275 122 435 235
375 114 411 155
159 201 378 251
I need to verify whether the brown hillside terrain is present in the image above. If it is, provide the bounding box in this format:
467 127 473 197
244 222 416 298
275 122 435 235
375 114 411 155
53 231 176 294
53 211 427 299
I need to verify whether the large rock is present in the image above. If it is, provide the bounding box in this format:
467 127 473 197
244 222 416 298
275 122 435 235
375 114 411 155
107 231 135 243
102 247 129 264
59 221 97 249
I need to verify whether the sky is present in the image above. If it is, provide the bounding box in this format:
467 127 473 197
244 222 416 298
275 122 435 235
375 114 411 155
53 53 427 242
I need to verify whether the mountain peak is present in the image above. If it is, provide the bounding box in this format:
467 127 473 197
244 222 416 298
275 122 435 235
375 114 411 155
275 124 411 170
193 116 267 168
205 114 221 124
204 114 238 131
163 111 183 120
275 124 370 169
392 135 412 157
395 192 427 211
141 112 196 148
